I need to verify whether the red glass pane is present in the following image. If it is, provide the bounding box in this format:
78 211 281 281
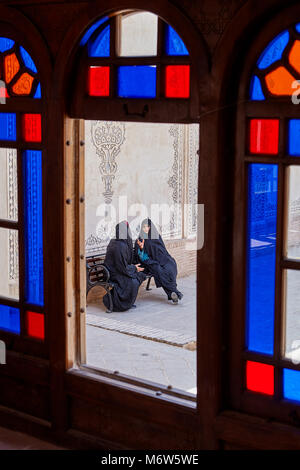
249 119 279 154
26 311 45 340
246 360 274 396
22 114 42 142
165 65 190 98
0 87 9 98
88 66 110 96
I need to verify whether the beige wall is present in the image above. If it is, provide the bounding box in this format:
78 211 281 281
84 120 199 276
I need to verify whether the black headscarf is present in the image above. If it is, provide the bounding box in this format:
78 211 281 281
115 220 133 263
103 221 146 311
138 218 170 265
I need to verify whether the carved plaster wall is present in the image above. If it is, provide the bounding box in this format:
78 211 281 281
85 121 199 255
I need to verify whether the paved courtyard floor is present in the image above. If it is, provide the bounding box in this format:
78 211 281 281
85 274 197 394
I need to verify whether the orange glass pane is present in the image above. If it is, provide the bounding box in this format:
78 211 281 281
12 73 34 95
4 53 20 84
265 66 296 96
289 40 300 74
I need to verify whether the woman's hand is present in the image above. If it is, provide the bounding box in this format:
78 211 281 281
137 239 144 250
135 264 144 272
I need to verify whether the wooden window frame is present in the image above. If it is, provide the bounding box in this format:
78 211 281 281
0 24 48 359
69 12 199 124
229 6 300 427
64 7 208 410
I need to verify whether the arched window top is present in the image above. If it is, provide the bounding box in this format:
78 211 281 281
249 22 300 100
81 11 189 59
71 10 196 122
0 36 41 99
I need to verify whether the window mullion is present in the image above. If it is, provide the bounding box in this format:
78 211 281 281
274 158 285 400
16 136 26 337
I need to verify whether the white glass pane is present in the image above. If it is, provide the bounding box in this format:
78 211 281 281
286 166 300 259
0 227 19 300
283 270 300 363
119 12 158 57
0 148 18 221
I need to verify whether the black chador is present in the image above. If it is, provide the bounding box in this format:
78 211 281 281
134 218 183 303
103 221 146 312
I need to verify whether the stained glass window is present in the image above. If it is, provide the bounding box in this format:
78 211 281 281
0 148 18 222
0 304 20 335
119 12 158 57
82 11 190 101
23 150 44 306
250 75 265 101
288 119 300 156
22 114 42 142
165 25 189 56
257 31 289 70
250 23 300 99
283 369 300 402
246 361 274 396
0 37 41 99
165 65 190 98
285 166 300 259
0 227 19 300
243 21 300 414
118 66 157 98
88 24 110 58
249 119 279 155
246 164 278 355
80 17 109 46
88 66 110 96
0 113 16 141
0 37 14 53
0 38 44 343
26 311 45 340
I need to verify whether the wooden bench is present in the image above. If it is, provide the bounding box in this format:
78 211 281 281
86 253 153 313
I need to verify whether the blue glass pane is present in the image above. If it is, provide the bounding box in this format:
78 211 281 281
88 24 110 57
296 23 300 34
20 46 37 73
165 25 189 56
246 164 278 355
283 369 300 403
80 16 109 46
0 113 16 141
23 150 44 306
0 37 14 53
257 30 289 69
288 119 300 156
250 75 265 100
33 83 41 99
118 66 156 98
0 304 20 334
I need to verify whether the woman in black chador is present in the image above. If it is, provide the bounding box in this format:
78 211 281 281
103 221 146 312
134 218 183 303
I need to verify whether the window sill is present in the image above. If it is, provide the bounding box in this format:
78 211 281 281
66 365 197 410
